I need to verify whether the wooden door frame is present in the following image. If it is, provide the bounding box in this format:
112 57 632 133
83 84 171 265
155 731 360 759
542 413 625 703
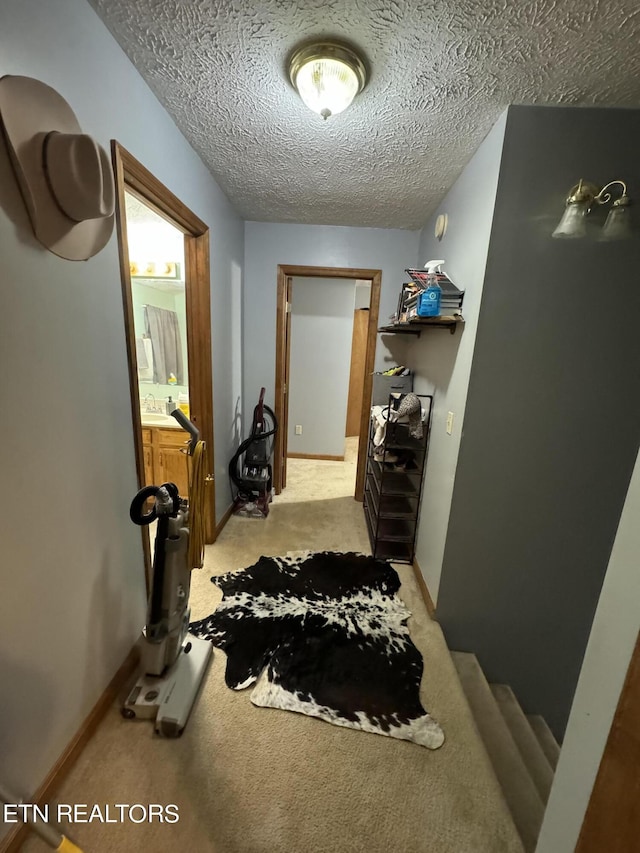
281 274 293 489
576 628 640 851
345 307 370 438
274 264 381 502
111 142 216 589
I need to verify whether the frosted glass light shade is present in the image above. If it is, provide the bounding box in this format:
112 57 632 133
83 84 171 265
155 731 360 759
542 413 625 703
552 202 589 239
289 42 367 120
599 204 632 241
294 58 359 118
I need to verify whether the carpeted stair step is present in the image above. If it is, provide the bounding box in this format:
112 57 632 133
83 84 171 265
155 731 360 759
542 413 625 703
491 684 554 804
451 652 544 853
526 714 561 770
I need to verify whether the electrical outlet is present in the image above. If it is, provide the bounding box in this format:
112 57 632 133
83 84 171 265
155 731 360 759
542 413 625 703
295 424 303 435
446 411 454 435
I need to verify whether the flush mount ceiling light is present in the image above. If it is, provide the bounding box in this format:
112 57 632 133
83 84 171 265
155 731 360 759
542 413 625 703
288 41 367 120
552 178 632 240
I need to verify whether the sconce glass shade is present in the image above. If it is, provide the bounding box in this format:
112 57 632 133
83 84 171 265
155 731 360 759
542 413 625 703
552 201 590 239
289 42 367 119
599 202 632 241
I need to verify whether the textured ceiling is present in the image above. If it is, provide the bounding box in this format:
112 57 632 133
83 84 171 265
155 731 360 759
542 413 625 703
90 0 640 229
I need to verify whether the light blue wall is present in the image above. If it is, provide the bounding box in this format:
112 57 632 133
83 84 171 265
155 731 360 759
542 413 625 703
0 0 242 826
354 280 371 309
410 111 507 601
243 222 420 420
288 277 356 457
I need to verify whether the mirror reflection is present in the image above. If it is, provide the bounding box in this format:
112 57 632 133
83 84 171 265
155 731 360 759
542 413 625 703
125 191 189 424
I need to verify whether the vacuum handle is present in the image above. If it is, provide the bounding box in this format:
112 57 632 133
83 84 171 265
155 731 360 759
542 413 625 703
170 408 200 454
130 483 180 525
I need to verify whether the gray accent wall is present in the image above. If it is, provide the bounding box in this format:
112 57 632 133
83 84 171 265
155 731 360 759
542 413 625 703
287 277 356 458
538 446 640 851
436 105 640 739
0 0 243 833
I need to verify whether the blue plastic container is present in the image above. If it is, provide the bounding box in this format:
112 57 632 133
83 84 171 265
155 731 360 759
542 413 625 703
417 282 441 317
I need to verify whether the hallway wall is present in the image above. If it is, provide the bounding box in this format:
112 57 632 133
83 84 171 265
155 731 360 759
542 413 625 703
243 222 420 421
288 277 356 458
410 111 507 601
436 104 640 738
0 0 243 834
538 445 640 851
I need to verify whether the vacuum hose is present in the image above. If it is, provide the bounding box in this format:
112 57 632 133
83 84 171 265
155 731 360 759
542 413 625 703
130 482 180 634
187 439 206 570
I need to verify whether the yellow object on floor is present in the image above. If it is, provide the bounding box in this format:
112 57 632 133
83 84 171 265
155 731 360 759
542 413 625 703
56 837 84 853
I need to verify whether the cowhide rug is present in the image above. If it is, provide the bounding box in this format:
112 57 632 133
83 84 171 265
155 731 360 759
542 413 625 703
190 551 444 749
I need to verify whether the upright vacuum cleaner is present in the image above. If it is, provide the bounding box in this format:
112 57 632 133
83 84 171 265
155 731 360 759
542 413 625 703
122 409 212 736
229 387 278 517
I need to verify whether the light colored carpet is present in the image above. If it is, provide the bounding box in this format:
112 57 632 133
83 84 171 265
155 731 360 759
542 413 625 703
22 439 523 853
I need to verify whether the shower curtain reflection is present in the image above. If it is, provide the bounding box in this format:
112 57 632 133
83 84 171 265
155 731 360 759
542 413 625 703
144 304 184 385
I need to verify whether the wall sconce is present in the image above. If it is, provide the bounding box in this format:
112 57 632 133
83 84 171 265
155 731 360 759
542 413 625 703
552 179 632 240
434 213 448 241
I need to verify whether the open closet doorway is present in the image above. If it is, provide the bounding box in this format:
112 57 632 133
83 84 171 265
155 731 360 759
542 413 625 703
112 143 216 587
274 265 381 502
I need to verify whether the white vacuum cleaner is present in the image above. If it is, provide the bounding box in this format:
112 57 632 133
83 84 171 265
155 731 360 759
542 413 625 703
122 409 212 737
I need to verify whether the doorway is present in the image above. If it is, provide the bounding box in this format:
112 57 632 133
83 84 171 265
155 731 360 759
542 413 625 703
274 264 381 502
112 143 216 586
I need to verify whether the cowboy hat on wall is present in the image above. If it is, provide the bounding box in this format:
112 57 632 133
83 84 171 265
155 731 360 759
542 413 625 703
0 74 115 261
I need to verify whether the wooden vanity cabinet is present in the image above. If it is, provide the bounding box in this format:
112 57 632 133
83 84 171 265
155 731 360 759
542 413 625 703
141 427 190 498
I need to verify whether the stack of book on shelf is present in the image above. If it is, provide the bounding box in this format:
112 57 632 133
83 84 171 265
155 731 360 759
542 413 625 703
398 285 421 321
393 269 464 322
438 275 465 316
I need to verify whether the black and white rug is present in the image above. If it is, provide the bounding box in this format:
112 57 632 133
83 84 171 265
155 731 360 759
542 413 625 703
190 551 444 749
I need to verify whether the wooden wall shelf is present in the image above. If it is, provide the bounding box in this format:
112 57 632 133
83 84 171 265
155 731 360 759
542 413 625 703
378 315 464 336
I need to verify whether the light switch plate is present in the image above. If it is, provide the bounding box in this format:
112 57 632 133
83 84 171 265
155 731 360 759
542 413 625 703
295 425 303 435
446 412 454 435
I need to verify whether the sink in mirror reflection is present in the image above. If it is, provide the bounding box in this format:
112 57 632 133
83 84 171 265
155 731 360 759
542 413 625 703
141 412 176 425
